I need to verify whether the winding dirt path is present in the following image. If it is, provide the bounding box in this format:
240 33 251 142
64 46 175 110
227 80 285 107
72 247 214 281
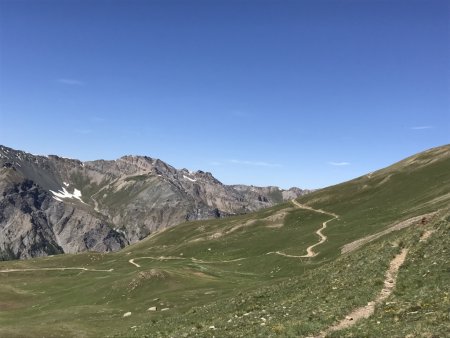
0 267 114 273
4 199 340 273
128 259 141 267
90 195 101 213
321 248 408 336
128 256 247 267
341 212 436 254
419 229 435 242
268 200 338 258
89 185 110 215
128 256 186 268
190 257 247 264
299 217 335 257
290 200 339 218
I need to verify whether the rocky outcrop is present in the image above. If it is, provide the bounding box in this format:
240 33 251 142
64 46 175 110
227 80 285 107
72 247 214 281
0 166 126 260
231 185 310 204
0 145 307 259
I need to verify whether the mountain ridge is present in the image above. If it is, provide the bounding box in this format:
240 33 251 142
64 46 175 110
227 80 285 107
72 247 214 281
0 145 307 260
0 144 448 337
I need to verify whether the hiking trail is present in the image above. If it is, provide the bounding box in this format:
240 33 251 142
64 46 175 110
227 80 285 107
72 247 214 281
321 248 408 336
267 200 338 258
0 267 113 273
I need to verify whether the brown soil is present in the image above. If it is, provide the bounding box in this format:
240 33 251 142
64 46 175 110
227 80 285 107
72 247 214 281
322 248 408 336
341 212 436 254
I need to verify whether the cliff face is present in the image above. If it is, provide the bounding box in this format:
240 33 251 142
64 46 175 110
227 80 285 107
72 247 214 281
0 145 307 259
0 166 126 260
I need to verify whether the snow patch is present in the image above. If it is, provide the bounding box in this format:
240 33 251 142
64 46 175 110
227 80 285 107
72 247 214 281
183 175 197 182
50 187 84 203
114 228 127 236
63 182 69 187
30 153 48 157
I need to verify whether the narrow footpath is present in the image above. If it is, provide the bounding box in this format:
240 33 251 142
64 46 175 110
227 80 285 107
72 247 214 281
321 248 409 336
268 200 338 258
0 267 113 273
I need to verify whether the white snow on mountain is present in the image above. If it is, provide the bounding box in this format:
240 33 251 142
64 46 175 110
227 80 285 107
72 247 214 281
50 187 84 203
183 175 197 182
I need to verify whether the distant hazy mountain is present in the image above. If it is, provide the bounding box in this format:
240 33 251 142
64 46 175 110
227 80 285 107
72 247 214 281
0 145 307 260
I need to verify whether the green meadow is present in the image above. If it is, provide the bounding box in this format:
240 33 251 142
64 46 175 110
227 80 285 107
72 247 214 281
1 145 449 337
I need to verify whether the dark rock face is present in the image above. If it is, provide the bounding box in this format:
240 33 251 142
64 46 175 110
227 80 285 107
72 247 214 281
0 168 127 260
0 145 307 260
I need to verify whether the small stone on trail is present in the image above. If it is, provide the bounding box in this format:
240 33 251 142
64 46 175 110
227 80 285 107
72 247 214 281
345 316 353 321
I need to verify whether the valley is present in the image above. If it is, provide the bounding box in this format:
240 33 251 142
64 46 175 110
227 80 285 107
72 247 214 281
0 145 305 260
2 0 448 336
0 144 449 337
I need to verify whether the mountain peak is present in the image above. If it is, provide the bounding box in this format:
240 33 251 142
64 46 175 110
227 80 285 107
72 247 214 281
0 145 306 260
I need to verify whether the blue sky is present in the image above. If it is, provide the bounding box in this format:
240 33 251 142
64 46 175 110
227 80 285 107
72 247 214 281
0 0 448 189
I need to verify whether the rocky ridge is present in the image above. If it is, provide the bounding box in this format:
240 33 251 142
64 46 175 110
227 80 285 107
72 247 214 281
0 145 307 259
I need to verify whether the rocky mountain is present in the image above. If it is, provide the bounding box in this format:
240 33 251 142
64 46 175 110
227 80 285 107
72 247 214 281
231 185 306 204
0 145 306 260
1 144 448 337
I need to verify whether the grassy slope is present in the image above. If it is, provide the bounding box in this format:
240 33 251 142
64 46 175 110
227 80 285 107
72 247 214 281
297 144 450 260
335 214 450 337
0 145 448 337
125 209 449 338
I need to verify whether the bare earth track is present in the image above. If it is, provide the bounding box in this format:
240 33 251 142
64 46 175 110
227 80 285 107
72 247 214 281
0 199 439 337
0 267 113 273
341 212 436 254
128 256 248 268
317 218 438 336
0 199 340 273
268 200 339 258
320 248 409 337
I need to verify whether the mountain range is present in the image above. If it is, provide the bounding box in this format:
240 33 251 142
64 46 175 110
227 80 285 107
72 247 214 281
0 145 306 260
0 144 448 337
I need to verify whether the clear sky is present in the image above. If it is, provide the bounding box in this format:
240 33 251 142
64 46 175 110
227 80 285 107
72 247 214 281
0 0 448 189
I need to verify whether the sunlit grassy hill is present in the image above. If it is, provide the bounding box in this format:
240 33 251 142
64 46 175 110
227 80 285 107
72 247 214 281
0 144 449 337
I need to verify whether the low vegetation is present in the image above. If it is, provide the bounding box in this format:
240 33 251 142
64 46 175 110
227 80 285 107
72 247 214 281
0 145 448 337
